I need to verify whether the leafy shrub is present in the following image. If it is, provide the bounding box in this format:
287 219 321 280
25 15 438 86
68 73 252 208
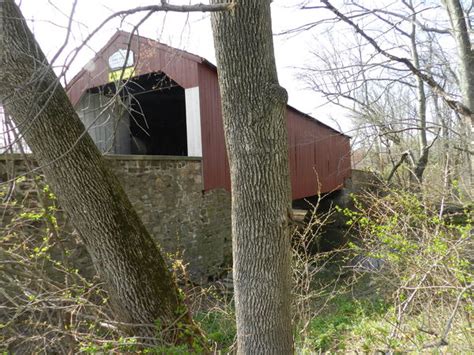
337 187 473 352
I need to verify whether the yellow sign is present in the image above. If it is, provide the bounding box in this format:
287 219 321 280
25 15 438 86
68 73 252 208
108 67 135 82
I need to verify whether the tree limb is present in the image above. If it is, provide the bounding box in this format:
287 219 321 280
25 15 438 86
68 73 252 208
387 151 409 182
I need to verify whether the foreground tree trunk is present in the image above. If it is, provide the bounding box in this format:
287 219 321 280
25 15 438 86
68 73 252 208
211 1 294 353
0 0 200 345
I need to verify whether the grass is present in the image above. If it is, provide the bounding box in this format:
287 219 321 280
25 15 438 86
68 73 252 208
195 308 236 352
192 276 392 354
297 294 390 353
295 289 472 353
192 275 472 354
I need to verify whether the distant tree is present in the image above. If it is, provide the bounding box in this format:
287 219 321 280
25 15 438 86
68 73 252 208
211 0 294 353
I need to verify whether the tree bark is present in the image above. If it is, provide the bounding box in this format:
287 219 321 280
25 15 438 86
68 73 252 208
0 0 200 345
444 0 474 113
444 0 474 190
211 1 294 354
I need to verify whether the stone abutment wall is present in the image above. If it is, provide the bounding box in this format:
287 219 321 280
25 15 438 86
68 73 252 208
0 155 232 282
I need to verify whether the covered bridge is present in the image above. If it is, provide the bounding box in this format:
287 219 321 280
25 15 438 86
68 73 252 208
67 31 351 200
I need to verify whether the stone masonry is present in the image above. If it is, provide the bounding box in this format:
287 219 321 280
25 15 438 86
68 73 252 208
0 155 232 283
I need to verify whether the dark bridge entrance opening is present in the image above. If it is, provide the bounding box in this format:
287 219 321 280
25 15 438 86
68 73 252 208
127 73 187 156
84 72 188 156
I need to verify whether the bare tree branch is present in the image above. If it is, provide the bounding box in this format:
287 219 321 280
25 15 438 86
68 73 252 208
321 0 474 121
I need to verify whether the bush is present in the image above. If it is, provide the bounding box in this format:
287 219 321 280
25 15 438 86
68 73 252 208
337 187 473 352
0 176 132 353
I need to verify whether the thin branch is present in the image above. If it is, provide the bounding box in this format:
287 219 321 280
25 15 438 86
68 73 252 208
49 0 78 66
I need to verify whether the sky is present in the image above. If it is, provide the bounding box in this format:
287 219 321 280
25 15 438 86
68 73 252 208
16 0 353 133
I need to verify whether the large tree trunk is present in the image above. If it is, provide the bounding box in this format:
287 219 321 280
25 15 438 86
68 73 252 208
211 1 294 353
0 0 200 345
444 0 474 190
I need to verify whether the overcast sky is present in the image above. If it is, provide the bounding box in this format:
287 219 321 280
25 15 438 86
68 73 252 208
16 0 353 133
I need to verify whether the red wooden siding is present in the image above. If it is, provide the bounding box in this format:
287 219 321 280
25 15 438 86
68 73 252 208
67 31 201 106
198 64 231 192
287 108 351 199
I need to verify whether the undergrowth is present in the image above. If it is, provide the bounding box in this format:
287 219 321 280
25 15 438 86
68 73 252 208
1 170 472 353
300 295 389 352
